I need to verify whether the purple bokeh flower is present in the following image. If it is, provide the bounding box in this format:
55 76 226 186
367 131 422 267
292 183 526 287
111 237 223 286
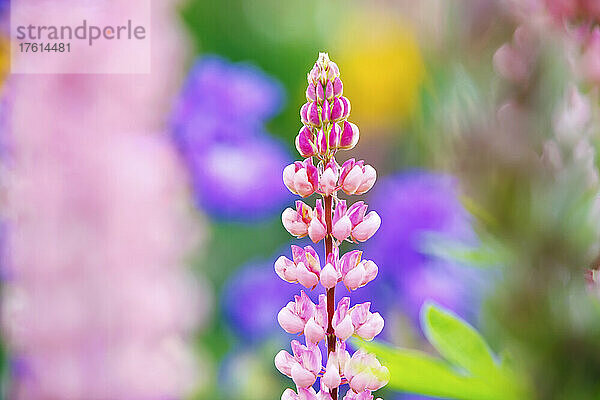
173 56 283 128
362 170 484 328
223 252 323 341
223 261 298 340
172 56 292 220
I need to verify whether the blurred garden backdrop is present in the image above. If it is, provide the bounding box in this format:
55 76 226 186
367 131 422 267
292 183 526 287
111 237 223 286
3 0 600 399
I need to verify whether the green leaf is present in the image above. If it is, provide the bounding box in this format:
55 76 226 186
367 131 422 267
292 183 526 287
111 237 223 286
359 341 476 398
422 301 496 377
354 303 532 400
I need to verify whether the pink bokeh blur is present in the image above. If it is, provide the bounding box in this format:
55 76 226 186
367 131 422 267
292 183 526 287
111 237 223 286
1 0 211 398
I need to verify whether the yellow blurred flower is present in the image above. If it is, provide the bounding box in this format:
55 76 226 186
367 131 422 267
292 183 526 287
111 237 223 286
0 36 9 89
332 10 424 134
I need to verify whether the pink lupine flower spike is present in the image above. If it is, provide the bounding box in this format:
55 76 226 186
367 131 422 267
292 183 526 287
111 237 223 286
275 52 389 400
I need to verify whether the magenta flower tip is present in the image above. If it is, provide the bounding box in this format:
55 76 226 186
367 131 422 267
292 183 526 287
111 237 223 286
295 53 359 160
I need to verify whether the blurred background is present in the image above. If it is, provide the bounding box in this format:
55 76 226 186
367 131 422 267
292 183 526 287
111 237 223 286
2 0 600 399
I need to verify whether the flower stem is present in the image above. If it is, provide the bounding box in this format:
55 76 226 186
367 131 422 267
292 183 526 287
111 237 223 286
324 193 338 400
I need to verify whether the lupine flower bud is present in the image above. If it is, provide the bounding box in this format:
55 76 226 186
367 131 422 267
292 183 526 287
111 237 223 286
308 102 321 126
296 126 317 158
293 341 322 388
333 77 343 97
332 201 381 242
308 199 327 243
304 295 327 344
320 248 342 288
274 245 321 288
329 123 342 149
332 341 351 373
340 121 359 150
338 250 364 290
351 211 381 242
274 255 298 283
282 201 312 238
349 302 384 341
316 128 327 154
338 250 378 291
281 210 307 237
347 201 368 225
293 245 322 288
328 60 340 80
306 83 317 102
292 364 317 388
275 350 297 376
316 53 330 81
284 158 319 197
317 83 325 103
319 160 338 196
320 262 339 289
308 64 320 84
339 159 377 195
332 200 352 241
295 262 318 288
301 103 310 125
325 80 334 101
277 291 316 334
304 318 325 344
332 215 352 242
332 297 354 341
340 97 351 119
330 98 345 122
322 356 342 390
275 341 322 388
322 100 331 123
344 350 390 393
